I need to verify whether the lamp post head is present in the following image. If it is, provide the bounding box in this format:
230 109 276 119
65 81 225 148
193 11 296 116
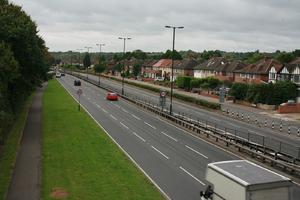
177 26 184 29
165 25 171 28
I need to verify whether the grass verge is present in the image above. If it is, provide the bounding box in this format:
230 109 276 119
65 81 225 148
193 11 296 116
41 80 164 200
0 93 35 200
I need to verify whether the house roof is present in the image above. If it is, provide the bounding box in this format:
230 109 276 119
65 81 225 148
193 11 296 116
235 57 283 75
142 59 158 67
280 64 300 73
289 57 300 65
193 57 228 71
153 59 173 68
173 58 198 70
223 61 246 72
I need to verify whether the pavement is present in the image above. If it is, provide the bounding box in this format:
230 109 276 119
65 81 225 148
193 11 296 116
6 85 45 200
61 74 300 200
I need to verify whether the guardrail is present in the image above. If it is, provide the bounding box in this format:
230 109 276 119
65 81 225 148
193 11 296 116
67 71 300 177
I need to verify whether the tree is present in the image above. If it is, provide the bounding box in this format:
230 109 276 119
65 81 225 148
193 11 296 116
83 53 91 68
200 50 222 60
132 63 141 77
230 83 248 100
94 62 106 84
132 50 147 60
162 50 182 60
176 76 192 90
275 52 295 63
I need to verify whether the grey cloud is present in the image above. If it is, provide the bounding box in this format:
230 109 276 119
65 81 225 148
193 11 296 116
11 0 300 52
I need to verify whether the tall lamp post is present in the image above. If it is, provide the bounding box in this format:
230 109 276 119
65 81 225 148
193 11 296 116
96 43 105 84
165 25 184 115
118 37 131 95
84 46 92 79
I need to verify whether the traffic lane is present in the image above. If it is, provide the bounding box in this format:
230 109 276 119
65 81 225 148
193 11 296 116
62 76 300 200
66 75 235 178
98 73 300 146
59 77 209 200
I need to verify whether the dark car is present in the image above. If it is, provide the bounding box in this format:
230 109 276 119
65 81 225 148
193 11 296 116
74 80 81 86
61 73 65 76
106 92 118 101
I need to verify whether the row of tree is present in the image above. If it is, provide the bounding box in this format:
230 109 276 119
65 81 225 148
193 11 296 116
0 1 51 144
176 76 222 91
230 81 297 105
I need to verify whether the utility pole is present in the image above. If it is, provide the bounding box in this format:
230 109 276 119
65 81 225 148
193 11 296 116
118 37 131 95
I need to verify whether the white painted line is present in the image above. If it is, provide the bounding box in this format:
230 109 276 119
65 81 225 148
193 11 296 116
132 132 146 142
120 122 129 129
185 145 208 159
110 114 117 121
161 131 178 142
144 122 156 129
87 97 91 100
179 166 205 186
56 80 172 200
95 104 101 108
122 108 129 113
227 122 240 128
151 146 169 159
101 108 108 113
131 114 141 120
114 104 121 108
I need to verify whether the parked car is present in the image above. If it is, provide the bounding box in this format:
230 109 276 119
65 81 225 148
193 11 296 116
154 77 164 81
106 92 118 101
74 80 81 86
56 72 61 78
61 73 65 76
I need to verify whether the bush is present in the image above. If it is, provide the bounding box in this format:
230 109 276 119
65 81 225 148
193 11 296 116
230 83 248 100
176 76 192 90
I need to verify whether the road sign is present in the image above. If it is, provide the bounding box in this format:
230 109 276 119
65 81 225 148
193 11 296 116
77 88 83 96
160 90 167 98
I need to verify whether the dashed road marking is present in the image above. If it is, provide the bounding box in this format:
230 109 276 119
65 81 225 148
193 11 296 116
185 145 208 159
101 108 108 113
144 122 156 129
161 131 178 142
132 114 141 120
179 166 205 186
132 132 146 142
122 108 129 113
120 122 129 129
151 146 169 159
110 114 117 121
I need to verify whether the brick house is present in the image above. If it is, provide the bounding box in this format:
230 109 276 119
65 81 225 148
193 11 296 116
141 59 159 79
234 57 283 84
193 57 228 79
172 58 198 80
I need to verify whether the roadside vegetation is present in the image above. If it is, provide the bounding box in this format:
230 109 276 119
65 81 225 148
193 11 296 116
42 80 164 200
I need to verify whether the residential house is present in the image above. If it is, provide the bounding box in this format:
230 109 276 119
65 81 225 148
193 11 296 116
234 57 283 84
215 60 246 82
193 57 228 79
141 59 159 79
172 58 199 80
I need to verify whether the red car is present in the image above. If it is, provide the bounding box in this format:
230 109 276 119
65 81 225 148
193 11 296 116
106 92 118 101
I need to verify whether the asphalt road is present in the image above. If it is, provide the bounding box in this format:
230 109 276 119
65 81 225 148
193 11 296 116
58 75 300 200
74 72 300 158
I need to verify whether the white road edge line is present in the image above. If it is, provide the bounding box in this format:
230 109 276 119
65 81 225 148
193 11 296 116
120 122 129 129
185 145 208 159
179 166 205 186
110 114 118 121
58 80 171 200
161 131 178 142
132 132 146 142
144 122 156 129
132 114 141 120
151 146 169 159
122 108 129 113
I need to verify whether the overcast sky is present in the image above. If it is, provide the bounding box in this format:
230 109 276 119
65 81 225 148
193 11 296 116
11 0 300 53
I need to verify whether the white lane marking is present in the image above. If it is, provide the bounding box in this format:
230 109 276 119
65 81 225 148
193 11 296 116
185 145 208 159
114 104 121 108
131 114 141 120
151 146 169 159
132 132 146 142
87 97 91 100
227 122 240 128
161 131 178 142
110 114 117 121
144 122 156 129
122 108 129 113
179 166 205 186
120 122 129 129
95 104 101 108
57 79 172 200
101 108 108 113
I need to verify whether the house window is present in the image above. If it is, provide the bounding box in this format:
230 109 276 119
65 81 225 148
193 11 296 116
294 75 300 83
269 73 276 80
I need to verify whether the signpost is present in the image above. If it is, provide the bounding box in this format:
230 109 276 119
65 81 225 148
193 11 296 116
219 87 225 103
77 88 83 111
159 90 167 111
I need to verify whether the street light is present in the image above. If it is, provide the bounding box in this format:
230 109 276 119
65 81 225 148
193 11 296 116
165 25 184 115
96 43 105 84
84 46 92 79
118 37 131 95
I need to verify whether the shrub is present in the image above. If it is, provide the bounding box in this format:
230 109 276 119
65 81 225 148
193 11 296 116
230 83 248 100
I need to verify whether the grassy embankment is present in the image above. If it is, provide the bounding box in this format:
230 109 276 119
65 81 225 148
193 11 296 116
0 93 35 199
42 80 164 200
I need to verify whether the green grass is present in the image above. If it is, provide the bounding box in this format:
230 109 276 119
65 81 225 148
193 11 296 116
0 93 35 200
41 80 164 200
